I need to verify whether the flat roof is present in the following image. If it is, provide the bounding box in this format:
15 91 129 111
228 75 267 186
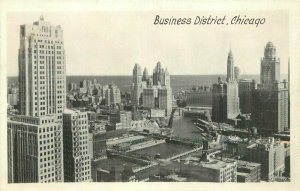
183 156 236 170
107 135 145 145
237 160 261 169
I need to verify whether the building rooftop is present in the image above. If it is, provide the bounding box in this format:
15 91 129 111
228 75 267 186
247 137 283 150
236 160 261 170
107 135 145 145
182 154 236 170
64 108 79 114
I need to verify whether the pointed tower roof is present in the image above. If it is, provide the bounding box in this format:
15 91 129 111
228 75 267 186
228 49 233 57
165 67 169 74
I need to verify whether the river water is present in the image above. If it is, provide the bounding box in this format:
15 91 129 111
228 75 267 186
172 115 203 141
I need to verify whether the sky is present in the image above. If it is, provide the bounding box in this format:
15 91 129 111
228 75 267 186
6 11 289 76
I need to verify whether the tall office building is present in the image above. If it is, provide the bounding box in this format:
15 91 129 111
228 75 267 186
226 50 240 119
252 42 289 133
108 84 121 105
212 50 240 122
227 50 235 82
143 88 157 109
212 77 227 122
260 42 280 86
131 64 143 106
142 67 149 81
8 16 66 183
245 138 285 181
164 67 171 88
105 88 111 106
132 62 172 116
239 79 256 114
63 109 91 182
119 111 132 129
139 62 172 116
234 66 240 81
8 115 64 183
153 62 165 86
158 88 172 116
18 16 66 118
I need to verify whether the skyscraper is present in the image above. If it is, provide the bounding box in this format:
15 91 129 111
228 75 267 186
8 115 64 183
252 42 288 133
63 109 91 182
212 77 227 122
107 84 121 105
153 61 165 86
227 50 235 82
139 62 172 116
142 67 149 81
164 67 171 88
8 16 65 183
260 42 280 86
158 88 172 116
245 138 285 181
234 66 240 81
238 79 256 114
131 64 143 106
212 50 240 122
226 50 240 119
18 15 66 119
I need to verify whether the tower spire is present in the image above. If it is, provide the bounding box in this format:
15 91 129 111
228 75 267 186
227 49 234 82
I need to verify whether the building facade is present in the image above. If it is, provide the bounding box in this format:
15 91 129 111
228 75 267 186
18 16 66 119
236 160 261 182
131 64 143 106
8 16 66 183
245 138 285 181
212 77 227 122
8 115 64 183
186 86 212 107
136 62 172 116
179 152 237 182
63 109 91 182
252 42 289 133
226 50 240 119
238 79 256 114
108 84 121 105
212 50 241 123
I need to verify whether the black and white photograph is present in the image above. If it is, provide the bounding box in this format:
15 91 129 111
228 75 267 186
1 1 300 191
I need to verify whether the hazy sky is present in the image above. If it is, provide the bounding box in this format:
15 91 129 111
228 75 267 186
6 11 289 76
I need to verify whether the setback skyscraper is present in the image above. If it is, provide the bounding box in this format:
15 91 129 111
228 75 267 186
252 42 289 133
143 62 172 116
131 64 143 106
8 16 65 183
18 16 66 119
226 50 240 119
212 50 240 122
260 42 280 86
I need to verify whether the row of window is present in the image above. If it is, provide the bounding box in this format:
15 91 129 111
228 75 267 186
35 39 63 45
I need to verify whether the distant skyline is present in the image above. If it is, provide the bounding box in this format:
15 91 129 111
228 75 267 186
6 11 289 76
